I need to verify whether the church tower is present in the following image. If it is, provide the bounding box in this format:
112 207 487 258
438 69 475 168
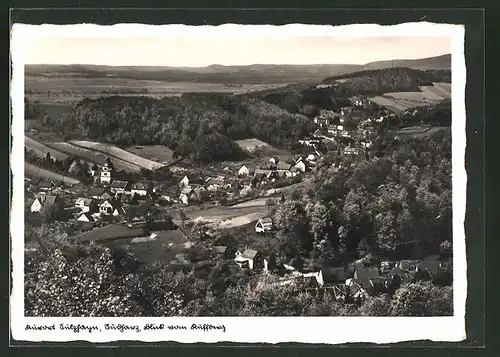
100 157 114 184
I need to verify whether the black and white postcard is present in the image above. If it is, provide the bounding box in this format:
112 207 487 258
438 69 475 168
10 22 466 344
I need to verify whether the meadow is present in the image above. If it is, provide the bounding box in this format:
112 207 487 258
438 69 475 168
25 76 286 104
369 82 452 113
25 162 81 184
69 140 165 170
45 141 142 172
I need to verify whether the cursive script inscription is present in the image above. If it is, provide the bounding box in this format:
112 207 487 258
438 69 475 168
191 324 226 333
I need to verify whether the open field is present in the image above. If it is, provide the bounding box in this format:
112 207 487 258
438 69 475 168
395 126 449 138
25 76 287 104
25 136 69 161
69 140 165 170
25 162 81 184
235 138 271 152
125 145 175 164
369 82 452 113
182 198 270 230
103 228 191 265
45 142 142 172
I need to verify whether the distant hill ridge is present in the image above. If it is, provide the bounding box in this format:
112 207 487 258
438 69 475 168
25 54 451 85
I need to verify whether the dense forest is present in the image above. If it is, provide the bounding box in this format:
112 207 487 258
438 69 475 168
266 128 452 267
44 94 315 162
322 68 452 96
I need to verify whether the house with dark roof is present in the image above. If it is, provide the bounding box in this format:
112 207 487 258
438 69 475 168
416 260 441 281
320 267 347 287
30 195 61 213
131 182 152 197
99 191 114 201
110 180 130 194
211 246 228 259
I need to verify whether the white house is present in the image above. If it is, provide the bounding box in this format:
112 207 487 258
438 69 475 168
31 195 59 213
238 165 250 176
131 182 150 197
179 176 190 188
269 157 279 165
99 200 122 216
74 197 95 213
294 159 308 173
255 218 273 233
234 249 260 270
179 193 190 205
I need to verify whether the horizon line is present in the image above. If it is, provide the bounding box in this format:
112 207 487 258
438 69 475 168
25 53 452 69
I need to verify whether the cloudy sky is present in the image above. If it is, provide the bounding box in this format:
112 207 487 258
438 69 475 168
23 35 451 67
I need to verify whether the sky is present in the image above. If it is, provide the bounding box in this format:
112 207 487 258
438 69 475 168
23 36 451 67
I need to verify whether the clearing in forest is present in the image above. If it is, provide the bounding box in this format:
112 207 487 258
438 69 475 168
69 140 165 170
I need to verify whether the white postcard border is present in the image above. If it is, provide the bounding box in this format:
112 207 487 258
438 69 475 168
10 22 467 344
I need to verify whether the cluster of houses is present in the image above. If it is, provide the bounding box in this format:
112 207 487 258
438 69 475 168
211 239 449 302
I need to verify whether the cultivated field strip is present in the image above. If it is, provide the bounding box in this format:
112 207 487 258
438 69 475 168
125 145 175 164
69 140 165 170
25 162 81 184
46 142 142 173
25 136 69 161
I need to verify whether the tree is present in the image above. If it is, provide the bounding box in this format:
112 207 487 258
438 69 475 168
25 241 144 317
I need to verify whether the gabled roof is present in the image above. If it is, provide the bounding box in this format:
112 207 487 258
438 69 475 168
131 182 150 190
110 180 129 189
212 246 228 254
38 195 59 207
75 197 93 206
418 260 440 278
321 267 346 284
259 218 272 225
100 191 113 199
77 212 95 222
242 249 259 259
276 162 292 171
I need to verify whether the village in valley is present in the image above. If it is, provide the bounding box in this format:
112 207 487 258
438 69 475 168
22 40 453 316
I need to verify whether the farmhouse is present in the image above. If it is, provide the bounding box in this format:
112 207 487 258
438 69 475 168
30 195 61 213
110 180 130 194
327 125 344 136
74 197 97 213
269 157 279 165
294 158 309 173
211 246 228 259
131 182 151 197
99 191 113 201
238 165 250 176
99 199 123 216
234 249 265 270
255 218 273 233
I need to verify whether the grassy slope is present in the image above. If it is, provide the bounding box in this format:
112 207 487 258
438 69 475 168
25 162 81 184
